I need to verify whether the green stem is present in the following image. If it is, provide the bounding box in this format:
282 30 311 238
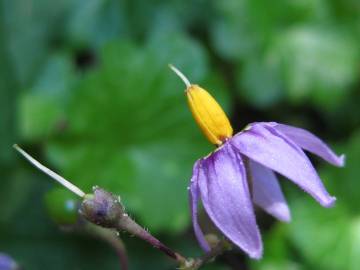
181 240 230 270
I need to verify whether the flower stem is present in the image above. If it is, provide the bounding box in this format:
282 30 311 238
116 214 187 264
85 223 129 270
181 240 230 270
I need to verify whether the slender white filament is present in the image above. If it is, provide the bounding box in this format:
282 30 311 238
169 64 191 88
13 144 85 198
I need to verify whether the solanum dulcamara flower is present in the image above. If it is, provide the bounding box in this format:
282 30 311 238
170 65 345 259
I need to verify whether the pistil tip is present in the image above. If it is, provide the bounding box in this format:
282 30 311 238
169 64 191 88
13 144 86 198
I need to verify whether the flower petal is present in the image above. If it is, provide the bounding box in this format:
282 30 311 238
189 160 211 252
231 123 336 207
273 123 345 167
249 160 291 222
0 253 17 270
198 143 262 259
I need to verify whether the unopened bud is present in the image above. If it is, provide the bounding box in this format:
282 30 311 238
79 187 124 228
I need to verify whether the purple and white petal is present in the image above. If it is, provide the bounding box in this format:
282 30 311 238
273 123 345 167
231 123 336 207
198 143 262 259
189 160 211 252
249 160 291 222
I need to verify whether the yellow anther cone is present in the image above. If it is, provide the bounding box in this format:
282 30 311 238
170 65 233 146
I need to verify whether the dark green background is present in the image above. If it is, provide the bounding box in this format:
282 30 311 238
1 0 359 269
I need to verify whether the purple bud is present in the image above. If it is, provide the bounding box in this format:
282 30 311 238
79 187 124 228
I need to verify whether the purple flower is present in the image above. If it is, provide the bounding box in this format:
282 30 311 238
170 65 344 259
190 122 344 259
0 253 18 270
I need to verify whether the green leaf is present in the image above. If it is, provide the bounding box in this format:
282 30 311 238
319 130 360 213
270 26 360 108
2 0 75 85
210 0 328 61
65 0 128 48
0 20 19 164
237 56 284 108
288 198 351 270
0 167 33 224
252 224 306 270
286 130 360 270
211 0 260 61
18 54 75 140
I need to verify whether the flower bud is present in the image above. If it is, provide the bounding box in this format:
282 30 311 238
186 85 233 145
79 187 124 228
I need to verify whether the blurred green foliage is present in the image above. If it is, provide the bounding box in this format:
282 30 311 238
1 0 359 269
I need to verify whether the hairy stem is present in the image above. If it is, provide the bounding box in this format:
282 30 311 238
117 215 187 264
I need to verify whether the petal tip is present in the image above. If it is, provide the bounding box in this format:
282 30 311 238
278 205 291 223
321 196 336 208
242 236 263 260
282 216 291 223
267 203 292 223
338 154 346 167
248 248 263 260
